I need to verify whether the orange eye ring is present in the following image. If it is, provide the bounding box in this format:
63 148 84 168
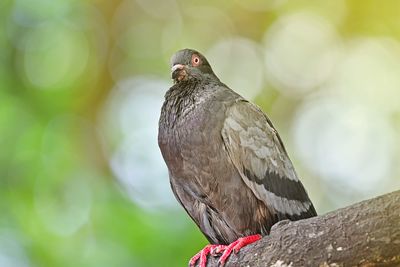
192 55 201 66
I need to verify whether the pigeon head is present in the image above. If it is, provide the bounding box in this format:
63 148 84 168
170 49 217 83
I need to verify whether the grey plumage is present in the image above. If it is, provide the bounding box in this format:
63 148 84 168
158 49 316 245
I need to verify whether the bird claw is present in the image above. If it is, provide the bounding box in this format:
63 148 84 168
211 245 226 255
189 235 262 267
217 235 262 266
189 244 219 267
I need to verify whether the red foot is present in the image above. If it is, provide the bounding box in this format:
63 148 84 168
189 244 219 267
217 234 262 266
188 235 262 267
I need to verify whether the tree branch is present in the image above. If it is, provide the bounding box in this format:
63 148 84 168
202 190 400 266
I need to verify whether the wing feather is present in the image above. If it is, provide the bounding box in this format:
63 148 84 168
221 100 316 219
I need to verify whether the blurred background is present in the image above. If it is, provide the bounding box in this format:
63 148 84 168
1 0 400 266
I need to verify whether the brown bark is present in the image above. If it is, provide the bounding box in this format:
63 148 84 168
201 190 400 267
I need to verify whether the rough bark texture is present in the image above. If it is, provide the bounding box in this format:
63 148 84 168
201 190 400 267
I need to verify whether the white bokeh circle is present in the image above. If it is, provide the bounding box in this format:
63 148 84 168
20 22 89 90
264 12 341 95
292 95 394 193
207 37 265 99
325 38 400 114
100 76 174 211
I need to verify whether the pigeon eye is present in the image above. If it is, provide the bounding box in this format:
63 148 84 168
192 55 201 66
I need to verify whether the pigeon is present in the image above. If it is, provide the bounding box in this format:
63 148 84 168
158 49 317 267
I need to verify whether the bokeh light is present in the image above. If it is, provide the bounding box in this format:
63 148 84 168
176 5 234 53
21 22 89 90
293 95 395 200
264 12 341 95
207 37 265 99
35 115 98 236
325 37 400 114
2 1 400 266
100 77 173 210
0 231 30 267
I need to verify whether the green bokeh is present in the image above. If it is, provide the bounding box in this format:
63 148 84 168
1 0 399 266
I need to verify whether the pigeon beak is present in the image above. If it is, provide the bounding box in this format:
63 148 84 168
171 64 186 81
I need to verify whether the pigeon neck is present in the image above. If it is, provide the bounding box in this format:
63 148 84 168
160 80 199 128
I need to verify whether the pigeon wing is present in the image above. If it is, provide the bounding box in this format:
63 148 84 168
221 99 317 220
